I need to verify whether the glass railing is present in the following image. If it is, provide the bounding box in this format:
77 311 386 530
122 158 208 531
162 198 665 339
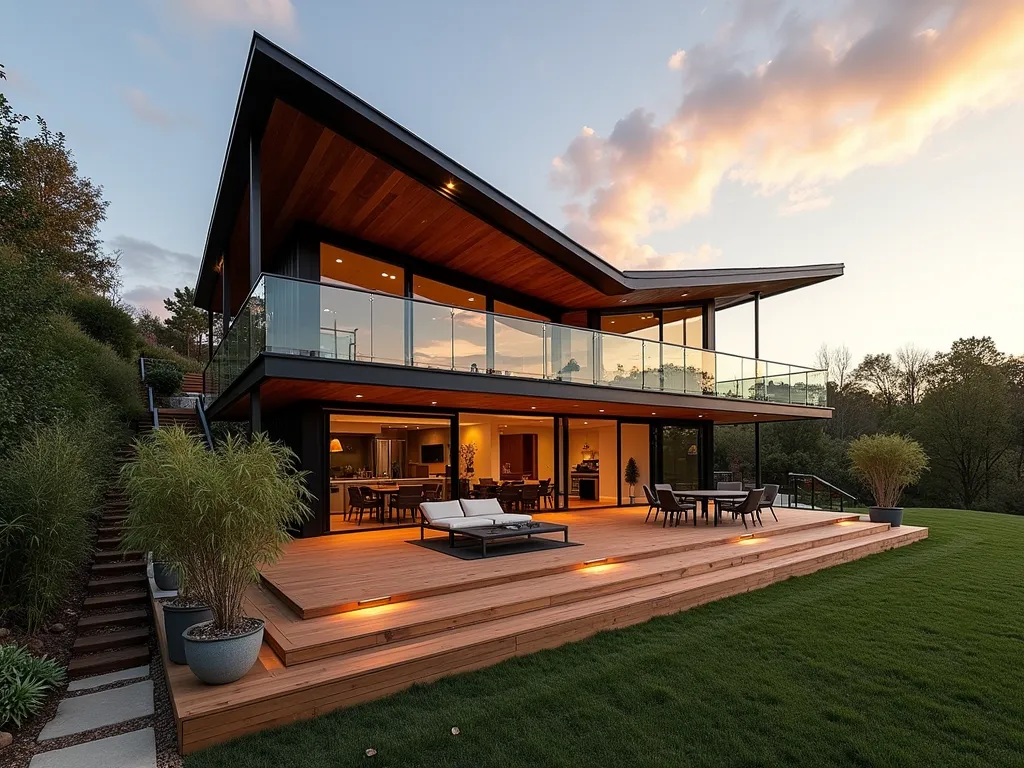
206 274 829 407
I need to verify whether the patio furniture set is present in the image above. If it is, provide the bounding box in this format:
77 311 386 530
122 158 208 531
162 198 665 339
420 498 568 557
345 482 443 524
469 478 555 509
644 482 781 529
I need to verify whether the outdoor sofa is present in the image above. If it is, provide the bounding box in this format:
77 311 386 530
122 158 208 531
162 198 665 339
419 498 533 539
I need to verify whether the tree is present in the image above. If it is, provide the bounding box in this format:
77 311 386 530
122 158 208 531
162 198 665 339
896 344 931 405
853 353 900 415
163 286 207 360
916 338 1013 509
815 343 853 393
0 86 118 294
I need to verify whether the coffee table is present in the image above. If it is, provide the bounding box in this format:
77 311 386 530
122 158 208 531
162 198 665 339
450 522 569 558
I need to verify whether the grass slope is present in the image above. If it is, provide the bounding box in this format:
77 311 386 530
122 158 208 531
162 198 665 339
186 509 1024 767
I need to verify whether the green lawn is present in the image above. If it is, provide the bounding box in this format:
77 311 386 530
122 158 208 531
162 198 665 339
186 509 1024 768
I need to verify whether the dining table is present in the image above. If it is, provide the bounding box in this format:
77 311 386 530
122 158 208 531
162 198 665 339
672 489 749 527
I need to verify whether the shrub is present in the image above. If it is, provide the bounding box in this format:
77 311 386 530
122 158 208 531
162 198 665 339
145 360 184 396
0 643 66 729
139 342 204 373
0 423 98 631
67 293 136 359
121 428 311 631
848 434 928 509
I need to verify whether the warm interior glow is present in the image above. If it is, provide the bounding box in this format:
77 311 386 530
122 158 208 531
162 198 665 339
329 438 343 452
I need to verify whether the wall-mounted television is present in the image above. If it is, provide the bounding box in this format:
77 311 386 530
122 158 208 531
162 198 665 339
421 444 445 463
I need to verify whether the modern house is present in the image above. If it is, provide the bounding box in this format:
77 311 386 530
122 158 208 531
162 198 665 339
157 36 928 755
195 35 840 538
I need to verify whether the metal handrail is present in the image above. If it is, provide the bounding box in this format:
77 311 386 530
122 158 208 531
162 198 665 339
194 395 214 450
787 473 858 512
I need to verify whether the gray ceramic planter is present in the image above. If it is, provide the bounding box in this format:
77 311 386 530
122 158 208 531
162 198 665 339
163 603 213 665
152 562 179 592
183 619 265 685
868 507 904 527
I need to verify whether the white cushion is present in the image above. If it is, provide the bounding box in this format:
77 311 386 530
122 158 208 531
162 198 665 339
420 500 464 524
430 516 495 529
489 513 533 525
460 498 505 518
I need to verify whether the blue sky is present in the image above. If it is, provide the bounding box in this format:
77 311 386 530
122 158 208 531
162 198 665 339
2 0 1022 367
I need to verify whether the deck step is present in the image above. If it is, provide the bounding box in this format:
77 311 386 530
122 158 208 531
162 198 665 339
74 627 149 654
182 525 927 754
67 646 151 679
97 526 124 536
78 609 149 630
88 574 147 594
83 591 148 611
92 560 146 576
257 521 893 665
96 537 126 550
94 550 143 563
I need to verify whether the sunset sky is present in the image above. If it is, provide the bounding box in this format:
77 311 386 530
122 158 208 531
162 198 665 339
2 0 1022 367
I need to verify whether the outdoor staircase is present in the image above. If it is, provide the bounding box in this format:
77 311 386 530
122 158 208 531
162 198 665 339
69 447 152 680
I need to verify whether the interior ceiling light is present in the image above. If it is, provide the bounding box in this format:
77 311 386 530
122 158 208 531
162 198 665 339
355 394 364 398
381 272 388 277
619 299 628 303
431 401 437 405
468 297 475 301
531 406 536 410
390 275 396 280
335 258 343 263
599 409 605 413
681 292 689 297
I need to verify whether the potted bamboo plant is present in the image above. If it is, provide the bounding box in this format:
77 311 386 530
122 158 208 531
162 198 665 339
848 434 927 528
623 457 640 504
121 428 212 664
122 427 310 683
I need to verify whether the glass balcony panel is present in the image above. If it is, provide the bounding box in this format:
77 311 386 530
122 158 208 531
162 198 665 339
493 315 547 378
789 371 808 406
643 341 666 392
715 353 745 398
368 293 407 365
452 308 487 373
806 370 828 406
551 326 595 384
661 343 685 393
765 362 791 403
319 282 370 361
597 332 644 389
412 301 454 370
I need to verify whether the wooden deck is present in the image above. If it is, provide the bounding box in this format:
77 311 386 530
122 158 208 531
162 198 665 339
157 507 928 754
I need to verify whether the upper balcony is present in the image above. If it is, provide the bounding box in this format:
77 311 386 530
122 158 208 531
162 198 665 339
206 274 828 412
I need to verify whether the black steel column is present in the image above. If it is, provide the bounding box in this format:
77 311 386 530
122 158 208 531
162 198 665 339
552 416 560 508
249 133 262 289
404 272 414 366
220 259 230 338
485 297 495 373
753 291 762 488
560 417 570 509
616 421 623 506
249 383 262 437
449 412 460 500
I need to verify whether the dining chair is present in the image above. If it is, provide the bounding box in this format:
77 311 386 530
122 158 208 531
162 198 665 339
498 484 521 512
520 484 541 512
538 479 553 508
758 483 780 522
348 486 382 525
717 481 743 491
393 484 424 522
730 488 766 529
656 488 695 528
643 484 660 522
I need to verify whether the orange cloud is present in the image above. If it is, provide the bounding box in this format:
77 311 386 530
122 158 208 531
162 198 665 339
552 0 1024 268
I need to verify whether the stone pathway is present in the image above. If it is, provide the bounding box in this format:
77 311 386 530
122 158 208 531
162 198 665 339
28 564 171 768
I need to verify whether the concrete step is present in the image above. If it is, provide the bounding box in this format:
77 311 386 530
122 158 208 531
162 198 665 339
29 727 156 768
38 680 154 735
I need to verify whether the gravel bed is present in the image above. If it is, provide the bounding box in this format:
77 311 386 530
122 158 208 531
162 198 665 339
150 633 184 768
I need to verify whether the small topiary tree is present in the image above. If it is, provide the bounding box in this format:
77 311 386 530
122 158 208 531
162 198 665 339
145 360 183 397
624 457 640 503
848 434 928 509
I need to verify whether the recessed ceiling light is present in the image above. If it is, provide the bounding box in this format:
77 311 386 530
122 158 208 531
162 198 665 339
381 272 388 277
445 180 456 190
390 275 396 280
598 409 605 413
681 293 688 297
531 406 536 410
355 394 363 398
468 297 475 302
323 308 330 313
335 258 343 263
584 421 588 425
651 412 656 415
619 299 628 303
609 320 615 324
698 414 703 418
431 401 437 405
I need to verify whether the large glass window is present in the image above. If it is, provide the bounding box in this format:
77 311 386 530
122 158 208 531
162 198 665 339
458 413 554 501
601 312 660 340
661 426 700 492
494 300 547 321
566 418 618 508
619 424 650 505
413 276 483 309
320 243 404 295
663 307 703 348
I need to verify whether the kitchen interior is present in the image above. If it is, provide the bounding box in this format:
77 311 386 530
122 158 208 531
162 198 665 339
328 414 452 532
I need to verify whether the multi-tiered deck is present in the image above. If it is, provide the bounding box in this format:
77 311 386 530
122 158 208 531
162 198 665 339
156 507 927 754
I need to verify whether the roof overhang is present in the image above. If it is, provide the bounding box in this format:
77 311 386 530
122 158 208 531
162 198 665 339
195 34 843 311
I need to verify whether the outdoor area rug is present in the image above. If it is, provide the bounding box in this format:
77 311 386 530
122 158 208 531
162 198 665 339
409 536 583 560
